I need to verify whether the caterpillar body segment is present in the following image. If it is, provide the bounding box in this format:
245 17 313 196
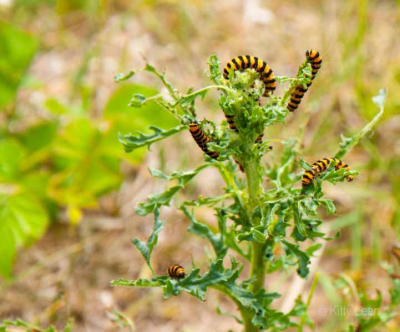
255 133 264 145
189 122 219 159
302 157 353 186
224 113 238 132
223 55 276 96
167 264 186 279
287 49 322 112
234 158 244 172
306 49 322 81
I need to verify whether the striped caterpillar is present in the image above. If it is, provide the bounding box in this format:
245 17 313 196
287 49 322 112
223 55 275 145
167 264 185 279
189 121 219 159
302 157 353 186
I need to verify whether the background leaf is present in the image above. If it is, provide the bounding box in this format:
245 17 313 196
0 193 49 278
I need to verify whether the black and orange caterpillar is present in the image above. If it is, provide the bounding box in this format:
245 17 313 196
167 264 185 279
302 157 353 186
223 55 275 144
189 121 219 159
223 55 276 96
287 49 322 112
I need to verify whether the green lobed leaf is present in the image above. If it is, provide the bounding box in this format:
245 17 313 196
319 198 336 214
182 207 227 259
207 54 222 84
144 63 176 97
111 278 165 288
131 209 165 275
128 93 146 107
119 125 186 152
149 164 209 186
177 89 208 108
182 194 230 207
135 185 182 216
292 202 307 242
136 165 210 216
281 240 311 279
112 257 281 315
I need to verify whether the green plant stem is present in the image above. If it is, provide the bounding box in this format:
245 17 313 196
211 285 256 332
243 153 266 331
244 158 261 218
250 242 266 293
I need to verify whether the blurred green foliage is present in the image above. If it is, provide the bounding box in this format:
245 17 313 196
0 22 38 110
0 19 178 279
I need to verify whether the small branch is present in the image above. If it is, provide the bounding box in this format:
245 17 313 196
278 59 309 107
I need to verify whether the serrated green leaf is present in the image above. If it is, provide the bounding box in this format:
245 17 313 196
137 165 210 216
131 209 165 274
119 125 186 152
135 185 182 216
144 63 176 97
237 225 266 243
281 240 310 279
182 194 229 207
111 278 165 287
128 93 146 107
251 228 267 244
149 164 209 186
148 168 172 180
182 207 227 259
207 54 222 84
177 89 208 108
292 202 307 241
319 199 336 214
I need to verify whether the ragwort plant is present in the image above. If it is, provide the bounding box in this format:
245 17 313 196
111 52 386 331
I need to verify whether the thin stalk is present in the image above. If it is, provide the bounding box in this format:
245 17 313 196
278 59 309 107
211 285 257 332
